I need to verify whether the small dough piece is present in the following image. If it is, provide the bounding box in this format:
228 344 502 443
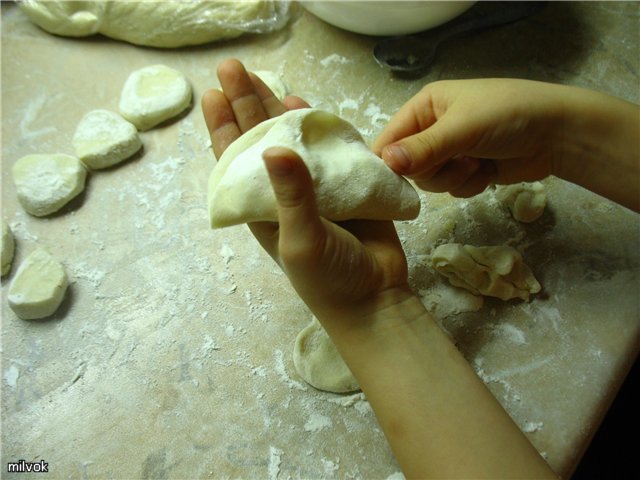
432 243 541 301
208 109 420 228
73 109 142 169
293 317 359 393
119 65 192 131
8 248 69 320
1 220 16 277
254 70 290 100
12 154 87 217
494 182 546 223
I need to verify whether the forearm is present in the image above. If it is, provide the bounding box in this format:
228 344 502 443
319 293 556 479
554 85 640 212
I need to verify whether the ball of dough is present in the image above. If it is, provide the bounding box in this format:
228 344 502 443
431 243 541 301
1 220 16 277
293 317 359 393
8 248 69 320
73 109 142 169
119 64 192 131
11 154 87 217
208 109 420 228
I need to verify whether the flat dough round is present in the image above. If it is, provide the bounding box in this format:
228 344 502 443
11 154 87 217
293 317 359 393
73 109 142 169
1 220 15 277
8 248 69 320
119 65 192 131
208 109 420 228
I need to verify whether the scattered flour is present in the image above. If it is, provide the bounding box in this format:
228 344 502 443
268 446 283 480
320 54 350 67
304 412 333 432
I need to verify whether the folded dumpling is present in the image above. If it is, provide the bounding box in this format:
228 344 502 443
208 109 420 228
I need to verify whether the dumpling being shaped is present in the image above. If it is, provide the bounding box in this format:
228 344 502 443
208 109 420 229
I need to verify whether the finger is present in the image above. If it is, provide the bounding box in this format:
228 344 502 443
283 95 311 111
380 113 473 177
248 72 288 119
201 88 242 160
413 156 481 193
449 160 497 198
262 147 325 256
247 222 280 260
217 58 269 132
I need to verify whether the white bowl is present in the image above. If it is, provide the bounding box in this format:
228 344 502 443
303 1 476 36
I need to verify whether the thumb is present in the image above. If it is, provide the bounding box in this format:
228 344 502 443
381 115 466 177
262 147 324 244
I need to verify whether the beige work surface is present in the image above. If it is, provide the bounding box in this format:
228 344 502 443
2 2 639 479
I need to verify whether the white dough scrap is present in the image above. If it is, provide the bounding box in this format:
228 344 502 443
208 109 420 228
293 317 359 393
432 243 541 301
494 182 546 223
1 220 16 277
73 109 142 169
12 154 87 217
119 64 192 131
8 248 69 320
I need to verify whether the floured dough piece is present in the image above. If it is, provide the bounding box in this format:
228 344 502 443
8 249 69 320
208 109 420 228
119 65 192 131
73 109 142 169
12 154 87 217
1 220 16 277
293 317 359 393
494 182 546 223
432 244 541 301
19 1 288 48
254 70 290 100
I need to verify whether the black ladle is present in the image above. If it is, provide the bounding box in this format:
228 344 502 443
373 2 546 74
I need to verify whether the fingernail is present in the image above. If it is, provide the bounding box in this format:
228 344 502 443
383 144 411 172
263 148 294 177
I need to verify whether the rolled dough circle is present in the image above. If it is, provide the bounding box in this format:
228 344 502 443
293 317 359 393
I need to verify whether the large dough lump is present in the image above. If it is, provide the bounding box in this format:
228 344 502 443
208 109 420 228
12 154 87 217
432 243 541 301
8 249 69 320
19 1 285 48
293 317 359 393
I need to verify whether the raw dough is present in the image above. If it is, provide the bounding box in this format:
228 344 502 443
19 1 289 48
119 65 192 131
293 317 359 393
8 248 69 320
254 70 290 100
208 109 420 228
494 182 546 223
73 109 142 169
1 220 15 277
12 154 87 217
432 243 541 301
